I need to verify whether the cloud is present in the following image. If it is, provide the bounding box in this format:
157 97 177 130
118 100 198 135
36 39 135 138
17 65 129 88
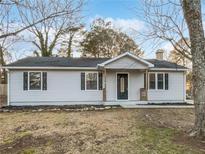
90 15 145 35
105 17 144 33
161 42 174 51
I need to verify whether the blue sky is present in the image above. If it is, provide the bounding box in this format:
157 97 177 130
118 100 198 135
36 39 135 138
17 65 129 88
84 0 139 20
81 0 164 58
9 0 201 60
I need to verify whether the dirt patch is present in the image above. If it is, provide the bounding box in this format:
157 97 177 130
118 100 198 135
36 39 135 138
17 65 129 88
137 108 195 131
0 134 48 154
173 132 205 153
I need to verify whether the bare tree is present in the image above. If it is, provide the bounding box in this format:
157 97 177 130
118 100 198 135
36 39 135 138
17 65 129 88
182 0 205 138
0 0 19 83
0 0 83 39
17 0 83 57
139 0 192 60
168 38 192 68
140 0 205 138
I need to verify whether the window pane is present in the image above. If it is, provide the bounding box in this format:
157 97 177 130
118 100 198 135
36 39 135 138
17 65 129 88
120 77 125 92
157 74 164 89
165 73 169 90
149 73 155 89
29 72 41 90
86 73 97 90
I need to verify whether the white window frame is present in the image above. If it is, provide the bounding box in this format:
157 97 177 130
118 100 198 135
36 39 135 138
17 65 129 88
148 72 169 91
85 72 99 91
28 71 43 91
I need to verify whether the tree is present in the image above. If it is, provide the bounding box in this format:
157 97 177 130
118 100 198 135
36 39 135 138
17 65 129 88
18 0 83 57
59 25 84 57
140 1 192 61
140 0 205 138
0 0 82 39
0 0 83 83
182 0 205 138
0 1 19 83
80 18 143 58
168 38 192 68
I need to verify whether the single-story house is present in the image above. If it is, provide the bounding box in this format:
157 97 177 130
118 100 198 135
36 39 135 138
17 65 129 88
4 51 187 106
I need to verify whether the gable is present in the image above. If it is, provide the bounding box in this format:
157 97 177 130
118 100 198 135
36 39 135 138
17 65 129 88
103 55 149 69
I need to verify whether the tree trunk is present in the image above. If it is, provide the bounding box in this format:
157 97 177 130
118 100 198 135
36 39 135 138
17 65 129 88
182 0 205 138
67 34 74 57
0 46 5 84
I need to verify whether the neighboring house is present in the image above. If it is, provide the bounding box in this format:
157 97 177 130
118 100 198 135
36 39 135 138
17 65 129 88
4 52 187 106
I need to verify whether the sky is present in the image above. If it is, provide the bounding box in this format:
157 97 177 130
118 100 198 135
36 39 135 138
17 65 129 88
80 0 173 58
84 0 138 20
5 0 200 61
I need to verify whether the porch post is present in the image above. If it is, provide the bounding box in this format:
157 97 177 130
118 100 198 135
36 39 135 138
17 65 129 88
103 68 107 102
146 69 148 100
146 69 148 90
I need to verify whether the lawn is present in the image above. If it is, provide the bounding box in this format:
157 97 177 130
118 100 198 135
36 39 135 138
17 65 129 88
0 108 204 154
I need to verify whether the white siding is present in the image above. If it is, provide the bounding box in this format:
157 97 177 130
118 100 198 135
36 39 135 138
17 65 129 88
148 72 186 102
8 69 186 106
105 56 148 69
9 70 103 105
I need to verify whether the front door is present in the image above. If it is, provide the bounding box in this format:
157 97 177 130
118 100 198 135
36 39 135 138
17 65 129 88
117 73 128 100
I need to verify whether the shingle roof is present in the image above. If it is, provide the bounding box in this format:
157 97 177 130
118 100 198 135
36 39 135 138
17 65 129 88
5 56 187 69
146 59 187 69
6 57 110 67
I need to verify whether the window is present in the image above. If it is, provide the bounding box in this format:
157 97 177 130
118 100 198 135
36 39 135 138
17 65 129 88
149 73 169 90
86 72 98 90
29 72 41 90
149 73 155 89
157 74 164 89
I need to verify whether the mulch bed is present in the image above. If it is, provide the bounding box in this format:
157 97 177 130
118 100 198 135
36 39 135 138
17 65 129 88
0 105 121 112
147 103 193 106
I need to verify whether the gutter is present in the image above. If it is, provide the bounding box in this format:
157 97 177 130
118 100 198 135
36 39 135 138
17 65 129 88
3 66 98 70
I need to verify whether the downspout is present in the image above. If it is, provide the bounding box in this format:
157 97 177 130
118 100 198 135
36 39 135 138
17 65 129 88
184 71 186 102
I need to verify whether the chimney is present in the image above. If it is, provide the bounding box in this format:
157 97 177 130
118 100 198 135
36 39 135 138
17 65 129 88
156 49 164 60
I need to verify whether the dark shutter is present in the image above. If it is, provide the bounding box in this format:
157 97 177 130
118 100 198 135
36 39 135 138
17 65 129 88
157 73 164 89
165 73 169 90
98 72 103 90
43 72 47 90
23 72 28 90
81 72 85 90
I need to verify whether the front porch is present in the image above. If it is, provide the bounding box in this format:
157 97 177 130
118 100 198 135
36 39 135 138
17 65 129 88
97 52 153 102
101 69 149 102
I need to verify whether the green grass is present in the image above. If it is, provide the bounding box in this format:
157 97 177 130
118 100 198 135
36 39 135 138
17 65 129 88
3 131 32 144
20 148 36 154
